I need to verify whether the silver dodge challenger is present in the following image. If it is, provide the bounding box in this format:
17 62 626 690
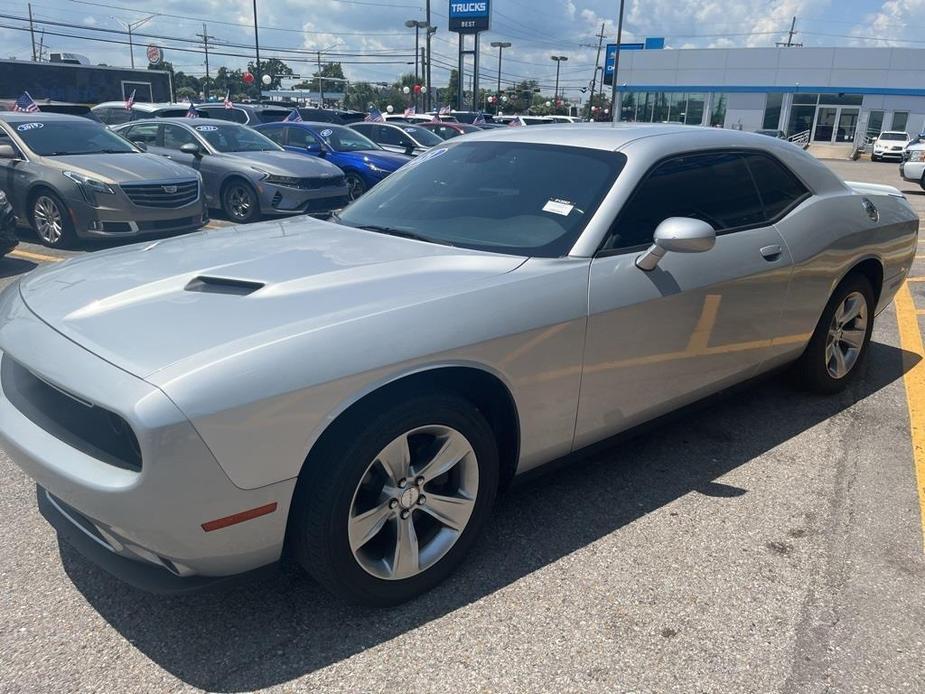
0 125 917 605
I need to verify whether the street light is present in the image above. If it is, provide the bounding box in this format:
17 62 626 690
610 0 626 126
490 41 511 114
252 0 261 97
112 13 156 69
550 55 568 109
405 19 430 111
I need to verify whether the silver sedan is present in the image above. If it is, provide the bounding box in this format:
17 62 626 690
0 125 917 605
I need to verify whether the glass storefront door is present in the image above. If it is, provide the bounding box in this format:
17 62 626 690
813 107 837 142
812 106 860 143
835 108 860 143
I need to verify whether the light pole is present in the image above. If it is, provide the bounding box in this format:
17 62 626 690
252 0 261 94
113 13 156 69
551 55 568 110
490 41 511 113
405 20 429 111
610 0 625 125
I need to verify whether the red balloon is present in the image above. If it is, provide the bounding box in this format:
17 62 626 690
413 84 422 94
243 72 255 84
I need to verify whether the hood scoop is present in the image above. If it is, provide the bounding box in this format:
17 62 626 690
184 276 265 296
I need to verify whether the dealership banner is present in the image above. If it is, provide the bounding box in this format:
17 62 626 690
449 1 491 33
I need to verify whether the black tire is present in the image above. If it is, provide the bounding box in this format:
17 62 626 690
871 154 880 162
793 273 875 394
345 171 367 201
289 393 499 606
29 189 75 248
221 178 260 223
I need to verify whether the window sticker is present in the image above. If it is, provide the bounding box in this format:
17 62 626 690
542 199 574 216
320 128 334 137
195 125 218 132
16 122 43 132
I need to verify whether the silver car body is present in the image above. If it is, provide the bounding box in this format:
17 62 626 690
0 112 206 239
113 119 349 216
0 125 917 583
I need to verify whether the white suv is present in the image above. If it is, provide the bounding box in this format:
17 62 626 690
900 137 925 189
871 131 912 161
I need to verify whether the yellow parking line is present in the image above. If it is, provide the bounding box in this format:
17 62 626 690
8 249 63 263
906 277 925 283
894 281 925 551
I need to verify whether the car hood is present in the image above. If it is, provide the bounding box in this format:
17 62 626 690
18 217 526 379
347 150 412 170
41 152 194 183
220 150 344 177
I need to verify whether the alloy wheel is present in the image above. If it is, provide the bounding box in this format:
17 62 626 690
348 425 479 581
346 173 365 201
825 291 868 379
33 196 63 244
228 185 253 220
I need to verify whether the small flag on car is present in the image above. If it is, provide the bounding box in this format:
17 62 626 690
439 105 451 116
473 111 486 125
365 106 384 122
12 91 39 113
403 105 415 118
223 91 233 109
124 89 136 111
284 109 303 122
185 100 199 118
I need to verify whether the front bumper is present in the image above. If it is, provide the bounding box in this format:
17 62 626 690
64 189 207 240
256 181 350 216
0 286 295 590
873 148 905 160
900 161 925 182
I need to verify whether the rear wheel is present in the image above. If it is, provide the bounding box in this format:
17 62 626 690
289 394 499 606
793 273 874 394
31 190 75 248
221 179 260 223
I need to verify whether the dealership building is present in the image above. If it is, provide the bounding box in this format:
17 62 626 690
612 46 925 146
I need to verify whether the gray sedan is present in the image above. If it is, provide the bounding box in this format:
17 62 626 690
0 112 207 247
0 125 916 606
115 119 349 223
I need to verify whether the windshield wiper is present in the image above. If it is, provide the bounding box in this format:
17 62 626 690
354 224 456 247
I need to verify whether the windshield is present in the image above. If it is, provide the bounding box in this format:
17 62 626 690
317 125 381 152
192 123 281 152
880 132 908 141
338 141 626 257
522 118 549 125
12 120 135 155
399 124 444 147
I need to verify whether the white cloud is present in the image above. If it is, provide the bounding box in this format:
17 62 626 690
850 0 925 45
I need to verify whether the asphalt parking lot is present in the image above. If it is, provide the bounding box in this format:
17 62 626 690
1 157 924 693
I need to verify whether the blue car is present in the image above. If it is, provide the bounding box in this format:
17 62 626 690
255 122 412 200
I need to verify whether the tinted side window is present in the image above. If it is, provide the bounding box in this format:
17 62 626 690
162 124 198 149
260 127 285 145
351 123 373 137
123 123 158 144
742 152 810 220
608 152 764 250
376 125 405 146
287 127 318 148
203 108 247 123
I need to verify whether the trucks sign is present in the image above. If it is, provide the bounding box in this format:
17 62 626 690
449 1 490 33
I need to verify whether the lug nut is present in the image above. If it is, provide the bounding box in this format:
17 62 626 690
400 510 410 520
416 476 425 487
417 495 426 505
389 499 398 509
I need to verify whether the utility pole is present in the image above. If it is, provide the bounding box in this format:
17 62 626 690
317 51 324 105
196 24 215 100
776 16 803 47
252 0 261 87
425 0 433 111
587 23 605 120
610 0 625 126
28 4 37 61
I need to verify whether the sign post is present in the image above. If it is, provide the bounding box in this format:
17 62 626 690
449 1 491 111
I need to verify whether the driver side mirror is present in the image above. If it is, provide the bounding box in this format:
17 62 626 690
0 144 21 160
635 217 716 271
403 143 415 156
180 142 202 157
305 142 325 155
132 140 148 152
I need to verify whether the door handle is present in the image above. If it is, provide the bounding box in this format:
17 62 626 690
760 244 783 261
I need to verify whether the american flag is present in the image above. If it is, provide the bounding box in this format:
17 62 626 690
431 114 440 122
439 105 451 116
185 100 199 118
284 109 303 122
364 106 384 122
12 91 39 113
473 111 486 125
403 105 415 118
508 118 522 127
223 91 233 109
124 89 136 111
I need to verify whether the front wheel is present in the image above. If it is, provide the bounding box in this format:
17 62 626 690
345 172 367 201
793 273 874 393
221 179 260 223
31 191 74 248
289 394 499 606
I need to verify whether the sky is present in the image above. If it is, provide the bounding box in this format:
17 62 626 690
0 0 922 96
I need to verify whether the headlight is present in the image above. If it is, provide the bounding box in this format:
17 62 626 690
250 167 270 180
62 170 115 195
365 162 390 175
909 150 925 162
264 175 304 188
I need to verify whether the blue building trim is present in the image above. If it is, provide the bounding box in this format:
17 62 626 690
619 84 925 97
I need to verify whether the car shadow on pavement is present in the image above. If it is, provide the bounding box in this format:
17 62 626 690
58 341 916 692
0 257 37 278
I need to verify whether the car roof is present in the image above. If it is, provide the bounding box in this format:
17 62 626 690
122 117 244 126
93 102 194 110
0 111 91 123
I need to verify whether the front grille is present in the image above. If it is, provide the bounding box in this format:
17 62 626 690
121 180 199 208
269 175 346 190
2 356 142 471
304 195 348 213
137 216 199 232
